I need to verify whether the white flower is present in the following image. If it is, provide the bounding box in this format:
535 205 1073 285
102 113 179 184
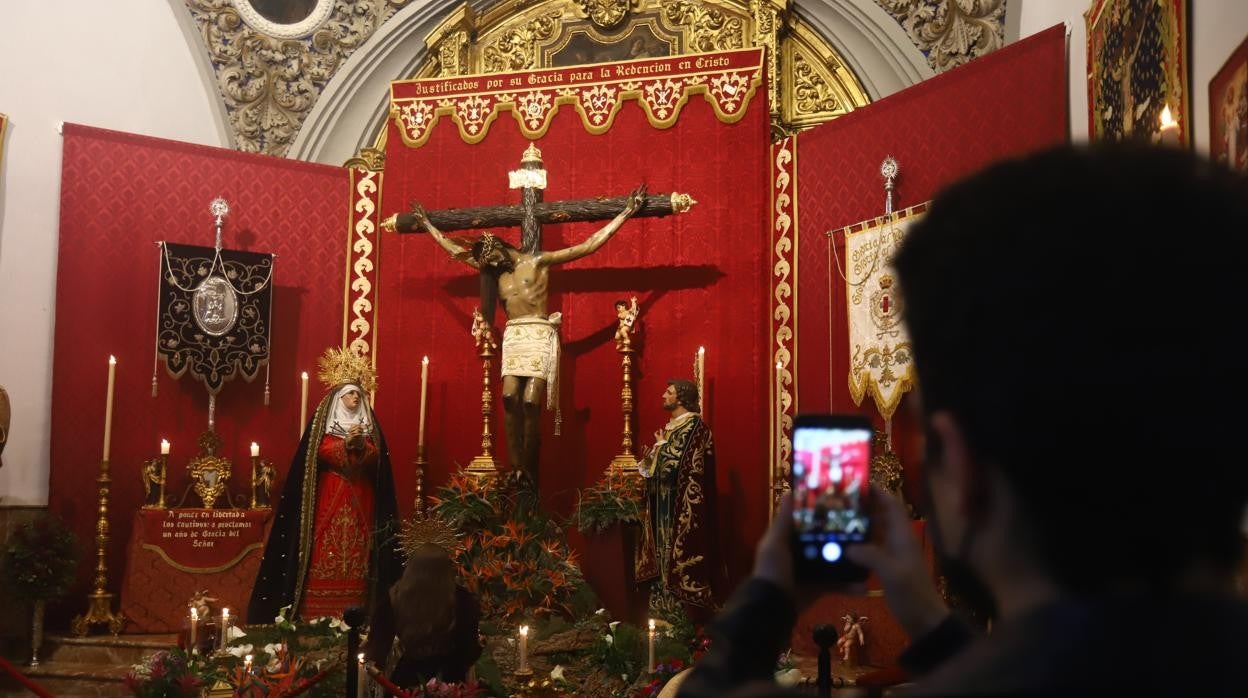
608 621 620 632
225 643 254 658
227 625 247 640
328 617 349 632
775 668 802 687
594 608 606 615
603 634 614 646
266 657 282 673
263 643 282 656
550 665 565 681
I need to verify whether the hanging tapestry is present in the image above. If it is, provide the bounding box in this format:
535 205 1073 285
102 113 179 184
1210 36 1248 173
844 209 925 420
156 242 274 394
1086 0 1189 145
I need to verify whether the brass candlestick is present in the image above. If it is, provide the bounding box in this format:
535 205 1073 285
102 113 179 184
413 453 427 518
466 310 499 480
609 297 641 475
72 458 127 636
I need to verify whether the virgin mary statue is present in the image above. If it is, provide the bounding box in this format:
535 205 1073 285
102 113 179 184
247 348 402 622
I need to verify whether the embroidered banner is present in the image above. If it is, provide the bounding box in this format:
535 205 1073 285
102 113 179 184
843 206 927 419
389 48 765 146
157 242 274 394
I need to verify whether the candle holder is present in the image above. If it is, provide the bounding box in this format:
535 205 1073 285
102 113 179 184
467 311 500 481
71 458 128 636
608 299 642 477
413 453 428 518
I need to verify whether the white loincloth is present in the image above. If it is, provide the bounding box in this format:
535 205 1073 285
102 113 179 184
501 313 561 409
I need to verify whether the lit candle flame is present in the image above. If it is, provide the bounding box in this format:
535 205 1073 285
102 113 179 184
1160 105 1177 129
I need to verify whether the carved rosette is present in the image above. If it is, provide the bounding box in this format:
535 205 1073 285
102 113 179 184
874 0 1006 73
184 0 413 156
579 0 632 28
770 137 796 515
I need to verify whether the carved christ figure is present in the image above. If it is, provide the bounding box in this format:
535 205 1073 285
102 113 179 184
387 184 647 488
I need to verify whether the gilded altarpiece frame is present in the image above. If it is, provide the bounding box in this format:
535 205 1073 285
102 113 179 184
346 0 869 505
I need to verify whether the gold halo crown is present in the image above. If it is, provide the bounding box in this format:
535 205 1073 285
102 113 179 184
316 347 378 394
398 514 461 557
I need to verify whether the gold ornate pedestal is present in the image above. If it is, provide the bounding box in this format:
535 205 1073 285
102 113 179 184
608 349 640 476
72 459 127 636
466 311 500 480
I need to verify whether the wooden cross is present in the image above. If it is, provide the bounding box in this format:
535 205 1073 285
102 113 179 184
390 143 695 254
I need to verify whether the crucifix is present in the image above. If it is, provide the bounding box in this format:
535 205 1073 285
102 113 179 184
382 143 695 490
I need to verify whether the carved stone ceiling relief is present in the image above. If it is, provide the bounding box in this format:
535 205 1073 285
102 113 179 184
185 0 414 156
874 0 1006 73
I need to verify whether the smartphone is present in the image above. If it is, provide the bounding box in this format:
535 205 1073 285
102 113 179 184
790 414 874 582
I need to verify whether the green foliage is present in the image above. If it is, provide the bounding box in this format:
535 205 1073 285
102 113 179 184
572 471 644 534
590 622 647 683
0 512 80 604
431 472 585 621
473 653 506 698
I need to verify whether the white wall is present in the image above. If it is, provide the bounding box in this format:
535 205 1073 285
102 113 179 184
0 1 226 504
1017 0 1248 152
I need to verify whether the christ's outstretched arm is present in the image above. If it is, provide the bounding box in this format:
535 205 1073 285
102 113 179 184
382 205 479 268
539 184 647 266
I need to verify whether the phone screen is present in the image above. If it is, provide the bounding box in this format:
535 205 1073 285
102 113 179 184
791 421 872 568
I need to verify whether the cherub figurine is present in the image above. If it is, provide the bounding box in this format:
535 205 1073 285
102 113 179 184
614 296 640 351
836 612 868 665
471 308 498 356
188 590 219 621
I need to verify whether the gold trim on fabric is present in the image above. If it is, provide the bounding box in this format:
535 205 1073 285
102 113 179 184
389 49 765 147
141 542 264 575
769 136 796 517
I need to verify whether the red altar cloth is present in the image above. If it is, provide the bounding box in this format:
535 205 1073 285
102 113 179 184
120 509 272 632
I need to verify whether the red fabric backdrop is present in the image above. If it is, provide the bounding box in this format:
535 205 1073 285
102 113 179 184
378 74 773 617
50 124 348 627
790 26 1068 662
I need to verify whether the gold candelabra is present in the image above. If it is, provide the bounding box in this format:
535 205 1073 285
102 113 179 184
72 458 127 636
466 311 499 480
609 298 641 475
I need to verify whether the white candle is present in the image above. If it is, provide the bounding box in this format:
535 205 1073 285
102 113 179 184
418 356 429 450
519 625 529 672
189 607 198 651
160 439 170 455
357 653 367 696
103 355 116 461
1159 105 1180 146
220 607 230 650
250 442 260 458
697 346 706 417
300 371 309 433
648 618 656 673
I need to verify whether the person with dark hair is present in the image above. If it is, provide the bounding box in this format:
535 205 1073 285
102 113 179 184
678 144 1248 696
364 542 482 687
637 378 718 615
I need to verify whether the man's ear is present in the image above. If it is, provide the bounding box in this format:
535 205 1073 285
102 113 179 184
929 411 988 521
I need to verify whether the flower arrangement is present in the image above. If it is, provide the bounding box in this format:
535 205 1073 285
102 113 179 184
572 469 644 534
431 472 587 620
124 649 206 698
0 513 79 603
411 677 482 697
637 657 686 698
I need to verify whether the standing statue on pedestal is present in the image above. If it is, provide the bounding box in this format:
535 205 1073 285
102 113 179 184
387 174 647 489
247 348 402 623
636 379 717 613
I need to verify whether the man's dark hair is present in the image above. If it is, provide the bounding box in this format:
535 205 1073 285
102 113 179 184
669 379 701 413
894 144 1248 593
